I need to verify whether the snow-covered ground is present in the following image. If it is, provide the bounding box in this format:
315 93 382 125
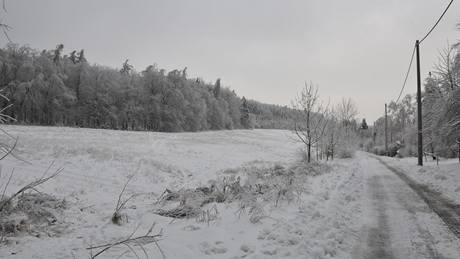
378 155 460 203
0 126 365 258
1 126 460 258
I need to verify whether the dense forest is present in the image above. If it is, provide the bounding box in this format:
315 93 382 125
0 43 297 132
371 41 460 158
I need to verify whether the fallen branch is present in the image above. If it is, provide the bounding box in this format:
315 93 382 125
87 222 165 259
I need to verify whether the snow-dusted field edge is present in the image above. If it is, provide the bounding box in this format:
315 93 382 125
0 126 364 258
377 155 460 204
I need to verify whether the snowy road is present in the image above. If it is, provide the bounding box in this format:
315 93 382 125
353 152 460 259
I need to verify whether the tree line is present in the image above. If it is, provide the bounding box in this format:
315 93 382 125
0 43 297 132
371 40 460 159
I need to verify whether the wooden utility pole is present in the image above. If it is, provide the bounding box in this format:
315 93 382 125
416 40 423 166
385 103 388 156
373 122 376 143
457 138 460 163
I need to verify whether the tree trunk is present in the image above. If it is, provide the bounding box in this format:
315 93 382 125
316 145 319 161
458 141 460 163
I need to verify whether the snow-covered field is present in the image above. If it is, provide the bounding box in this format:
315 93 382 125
0 126 365 259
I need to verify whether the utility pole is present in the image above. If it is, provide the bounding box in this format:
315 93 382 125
385 103 388 156
416 40 423 166
373 122 376 143
457 138 460 163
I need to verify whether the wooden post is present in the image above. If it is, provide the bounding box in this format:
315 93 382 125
373 122 376 144
416 40 423 166
457 138 460 163
385 103 388 156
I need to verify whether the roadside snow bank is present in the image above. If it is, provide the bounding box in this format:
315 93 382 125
378 155 460 203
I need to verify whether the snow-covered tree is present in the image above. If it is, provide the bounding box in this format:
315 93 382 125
292 83 329 163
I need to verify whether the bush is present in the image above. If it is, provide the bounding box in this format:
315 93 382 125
337 147 355 158
363 139 374 152
397 144 417 158
388 143 400 157
373 146 386 156
297 148 309 163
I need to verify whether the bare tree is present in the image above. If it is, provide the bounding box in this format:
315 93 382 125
292 83 329 163
434 42 458 92
336 97 358 135
324 115 342 160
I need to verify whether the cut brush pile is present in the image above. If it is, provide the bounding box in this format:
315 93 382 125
154 162 331 223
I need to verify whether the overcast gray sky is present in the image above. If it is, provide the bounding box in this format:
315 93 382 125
3 0 459 122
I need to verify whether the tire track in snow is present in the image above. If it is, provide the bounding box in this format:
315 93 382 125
365 175 396 259
393 187 439 259
374 156 460 240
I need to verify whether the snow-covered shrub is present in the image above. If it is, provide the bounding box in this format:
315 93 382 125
363 139 374 152
297 148 309 163
397 144 417 158
337 147 355 158
289 161 331 176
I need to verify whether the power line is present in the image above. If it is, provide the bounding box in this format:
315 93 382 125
395 45 416 103
393 0 454 103
419 0 454 44
389 0 454 166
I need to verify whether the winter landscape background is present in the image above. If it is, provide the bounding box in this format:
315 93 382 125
0 1 460 258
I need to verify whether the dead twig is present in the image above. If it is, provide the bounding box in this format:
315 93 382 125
0 103 15 123
0 136 17 161
87 222 165 259
112 165 143 225
0 168 13 202
112 174 137 225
